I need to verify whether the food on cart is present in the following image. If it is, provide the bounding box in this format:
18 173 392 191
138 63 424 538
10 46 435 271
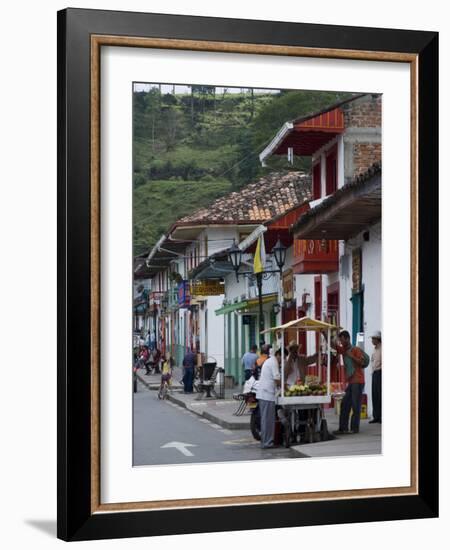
285 383 328 396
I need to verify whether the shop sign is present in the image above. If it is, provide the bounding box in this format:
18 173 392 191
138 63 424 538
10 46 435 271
177 281 191 307
282 269 294 300
190 280 224 297
352 248 362 292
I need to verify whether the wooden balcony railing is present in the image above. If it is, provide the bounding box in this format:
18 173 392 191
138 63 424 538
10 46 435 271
293 239 339 274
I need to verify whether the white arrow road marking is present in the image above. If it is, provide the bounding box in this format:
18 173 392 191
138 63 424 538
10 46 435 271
161 441 197 457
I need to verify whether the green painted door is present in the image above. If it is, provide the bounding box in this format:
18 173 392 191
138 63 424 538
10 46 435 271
351 290 364 345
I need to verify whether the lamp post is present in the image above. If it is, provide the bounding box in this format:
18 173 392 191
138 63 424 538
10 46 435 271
272 238 287 327
228 241 242 282
228 238 287 347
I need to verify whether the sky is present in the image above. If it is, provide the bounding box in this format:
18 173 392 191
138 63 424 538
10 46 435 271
133 83 280 94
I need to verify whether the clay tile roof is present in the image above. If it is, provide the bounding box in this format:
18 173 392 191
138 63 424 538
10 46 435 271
176 171 311 226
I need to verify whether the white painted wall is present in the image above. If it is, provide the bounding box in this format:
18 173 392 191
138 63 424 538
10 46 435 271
204 226 240 255
202 296 225 367
340 222 382 415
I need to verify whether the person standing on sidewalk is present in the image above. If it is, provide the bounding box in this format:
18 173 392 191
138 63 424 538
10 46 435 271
369 331 382 424
241 345 258 382
256 347 281 449
254 344 270 380
332 330 368 435
182 347 196 393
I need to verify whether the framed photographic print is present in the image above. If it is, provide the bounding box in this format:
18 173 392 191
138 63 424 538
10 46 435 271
57 8 438 542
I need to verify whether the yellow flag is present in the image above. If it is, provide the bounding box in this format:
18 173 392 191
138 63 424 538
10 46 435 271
253 235 266 274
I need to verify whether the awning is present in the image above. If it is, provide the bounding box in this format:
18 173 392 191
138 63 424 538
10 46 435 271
215 293 278 316
292 166 381 240
261 316 339 333
259 95 365 165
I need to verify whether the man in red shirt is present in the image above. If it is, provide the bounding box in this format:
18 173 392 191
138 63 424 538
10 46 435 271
333 330 366 435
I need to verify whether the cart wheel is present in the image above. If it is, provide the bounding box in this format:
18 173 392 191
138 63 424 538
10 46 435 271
307 420 314 444
250 409 261 441
320 419 329 441
283 423 291 448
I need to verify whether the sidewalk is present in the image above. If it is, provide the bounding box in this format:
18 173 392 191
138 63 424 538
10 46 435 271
135 365 184 391
291 411 382 458
136 369 382 455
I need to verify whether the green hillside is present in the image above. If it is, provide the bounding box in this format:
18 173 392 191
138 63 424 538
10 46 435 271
133 86 353 255
134 179 232 255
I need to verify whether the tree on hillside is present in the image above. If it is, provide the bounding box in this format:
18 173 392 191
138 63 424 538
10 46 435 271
160 105 184 151
254 91 352 144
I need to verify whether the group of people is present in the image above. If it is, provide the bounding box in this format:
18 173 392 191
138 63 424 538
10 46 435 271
135 345 162 375
241 329 382 449
135 345 174 392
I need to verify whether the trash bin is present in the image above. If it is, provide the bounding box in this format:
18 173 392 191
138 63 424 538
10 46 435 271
202 362 216 381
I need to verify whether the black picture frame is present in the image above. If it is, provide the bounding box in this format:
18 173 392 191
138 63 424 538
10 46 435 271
57 8 438 542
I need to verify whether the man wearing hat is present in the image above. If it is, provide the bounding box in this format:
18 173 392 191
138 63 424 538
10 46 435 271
285 341 317 386
370 330 382 424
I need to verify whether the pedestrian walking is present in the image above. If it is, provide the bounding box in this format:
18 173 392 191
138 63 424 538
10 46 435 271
256 347 282 449
182 347 196 393
241 345 258 382
369 330 382 424
331 330 370 435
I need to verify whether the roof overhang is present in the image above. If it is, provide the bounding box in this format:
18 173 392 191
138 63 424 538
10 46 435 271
259 122 294 166
260 105 348 164
293 170 381 240
143 234 186 276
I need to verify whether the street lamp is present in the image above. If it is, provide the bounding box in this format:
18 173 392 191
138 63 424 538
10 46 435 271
272 238 287 271
271 238 286 329
227 237 287 347
228 241 242 281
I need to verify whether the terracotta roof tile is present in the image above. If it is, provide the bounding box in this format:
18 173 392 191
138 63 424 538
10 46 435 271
176 171 311 226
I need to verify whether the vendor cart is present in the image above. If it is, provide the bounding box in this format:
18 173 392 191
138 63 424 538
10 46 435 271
261 317 339 447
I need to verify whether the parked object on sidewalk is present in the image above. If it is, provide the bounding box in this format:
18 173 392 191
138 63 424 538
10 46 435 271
233 375 259 416
196 364 225 399
259 317 338 446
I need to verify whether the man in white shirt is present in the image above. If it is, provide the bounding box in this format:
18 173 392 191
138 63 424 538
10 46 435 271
369 330 382 424
256 347 282 448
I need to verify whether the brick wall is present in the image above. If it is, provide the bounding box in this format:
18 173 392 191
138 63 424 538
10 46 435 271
353 143 382 176
343 94 382 128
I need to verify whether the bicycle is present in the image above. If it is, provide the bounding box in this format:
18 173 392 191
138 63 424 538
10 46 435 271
157 373 171 400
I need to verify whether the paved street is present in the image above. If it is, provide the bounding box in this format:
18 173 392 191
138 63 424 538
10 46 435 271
133 381 298 465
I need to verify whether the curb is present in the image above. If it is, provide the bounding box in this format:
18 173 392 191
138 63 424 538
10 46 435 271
166 393 249 430
136 372 182 391
202 410 249 430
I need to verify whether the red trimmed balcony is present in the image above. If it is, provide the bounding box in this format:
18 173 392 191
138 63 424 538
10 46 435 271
293 239 339 274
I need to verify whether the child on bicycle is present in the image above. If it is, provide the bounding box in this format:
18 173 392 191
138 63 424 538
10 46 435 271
160 353 173 389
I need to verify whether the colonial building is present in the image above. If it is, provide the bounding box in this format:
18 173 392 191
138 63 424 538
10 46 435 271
187 171 311 385
259 93 382 411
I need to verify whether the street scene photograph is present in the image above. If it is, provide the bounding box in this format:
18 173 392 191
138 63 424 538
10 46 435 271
132 82 382 466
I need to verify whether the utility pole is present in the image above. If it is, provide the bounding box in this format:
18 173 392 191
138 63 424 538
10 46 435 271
256 272 264 346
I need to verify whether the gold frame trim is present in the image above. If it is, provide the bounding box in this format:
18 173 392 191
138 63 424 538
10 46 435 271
90 35 419 514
